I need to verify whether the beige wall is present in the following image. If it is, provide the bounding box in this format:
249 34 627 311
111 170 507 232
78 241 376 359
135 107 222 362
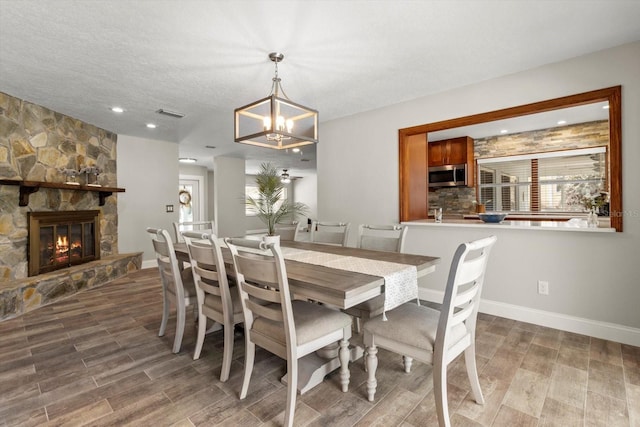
318 42 640 343
214 156 246 238
117 135 179 264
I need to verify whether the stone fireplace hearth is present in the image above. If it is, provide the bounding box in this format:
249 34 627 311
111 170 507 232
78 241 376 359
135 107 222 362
0 92 141 321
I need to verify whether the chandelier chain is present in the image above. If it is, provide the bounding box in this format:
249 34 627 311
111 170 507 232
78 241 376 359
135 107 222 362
270 59 290 100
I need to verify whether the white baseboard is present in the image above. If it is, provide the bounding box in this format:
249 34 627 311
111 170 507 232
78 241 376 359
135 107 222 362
141 259 157 269
418 288 640 347
245 229 268 235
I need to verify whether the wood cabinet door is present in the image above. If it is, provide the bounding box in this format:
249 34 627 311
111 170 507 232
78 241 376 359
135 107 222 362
447 139 468 165
428 141 446 166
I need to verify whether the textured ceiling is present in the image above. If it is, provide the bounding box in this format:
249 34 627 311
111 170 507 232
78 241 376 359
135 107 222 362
1 0 639 173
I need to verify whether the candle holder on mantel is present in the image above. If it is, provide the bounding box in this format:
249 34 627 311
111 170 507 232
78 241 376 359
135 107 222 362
80 166 102 187
59 168 80 185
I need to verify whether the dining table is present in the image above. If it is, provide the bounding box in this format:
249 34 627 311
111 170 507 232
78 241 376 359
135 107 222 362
174 239 440 393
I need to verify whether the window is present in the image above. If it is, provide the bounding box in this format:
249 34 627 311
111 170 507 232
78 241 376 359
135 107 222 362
245 186 288 216
477 147 608 214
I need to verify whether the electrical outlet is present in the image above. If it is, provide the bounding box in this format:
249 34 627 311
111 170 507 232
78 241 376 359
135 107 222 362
538 280 549 295
166 205 174 213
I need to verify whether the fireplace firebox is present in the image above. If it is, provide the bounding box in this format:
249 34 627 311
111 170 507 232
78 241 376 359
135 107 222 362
28 210 101 276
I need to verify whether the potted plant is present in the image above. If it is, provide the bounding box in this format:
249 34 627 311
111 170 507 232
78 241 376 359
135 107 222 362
246 163 308 244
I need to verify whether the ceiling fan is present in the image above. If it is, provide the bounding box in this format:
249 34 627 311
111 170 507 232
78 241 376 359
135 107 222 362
281 169 303 183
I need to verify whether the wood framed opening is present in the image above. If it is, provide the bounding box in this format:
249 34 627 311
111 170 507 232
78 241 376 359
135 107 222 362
399 86 622 231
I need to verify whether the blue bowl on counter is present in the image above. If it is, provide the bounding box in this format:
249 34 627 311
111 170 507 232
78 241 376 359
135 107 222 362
478 212 508 223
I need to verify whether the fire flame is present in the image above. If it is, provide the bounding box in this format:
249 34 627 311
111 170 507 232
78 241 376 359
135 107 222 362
56 235 69 253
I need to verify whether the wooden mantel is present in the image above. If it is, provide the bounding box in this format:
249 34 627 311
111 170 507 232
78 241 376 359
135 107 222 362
0 179 125 206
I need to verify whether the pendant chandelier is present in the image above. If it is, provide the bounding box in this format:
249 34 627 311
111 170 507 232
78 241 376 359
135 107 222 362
234 52 318 149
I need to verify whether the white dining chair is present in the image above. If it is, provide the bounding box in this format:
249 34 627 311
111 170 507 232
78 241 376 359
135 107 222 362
363 235 497 427
274 221 299 241
345 224 408 333
182 231 242 381
309 221 350 246
173 220 215 243
225 237 352 427
146 227 198 353
358 224 408 253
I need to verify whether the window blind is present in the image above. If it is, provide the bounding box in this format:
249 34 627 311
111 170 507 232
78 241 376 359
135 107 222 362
477 147 607 213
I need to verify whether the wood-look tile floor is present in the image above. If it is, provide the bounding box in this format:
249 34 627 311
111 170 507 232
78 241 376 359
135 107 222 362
1 268 639 426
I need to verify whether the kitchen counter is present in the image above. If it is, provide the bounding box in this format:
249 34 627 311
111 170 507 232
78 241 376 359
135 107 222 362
404 217 615 233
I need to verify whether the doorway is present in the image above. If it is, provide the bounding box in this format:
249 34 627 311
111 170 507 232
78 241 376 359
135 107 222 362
179 175 205 223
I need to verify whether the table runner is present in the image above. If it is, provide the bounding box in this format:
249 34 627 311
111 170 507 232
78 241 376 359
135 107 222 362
219 239 419 319
279 247 418 319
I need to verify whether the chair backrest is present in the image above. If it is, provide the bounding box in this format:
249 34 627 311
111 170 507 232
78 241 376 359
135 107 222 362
358 224 408 253
182 231 232 317
146 227 187 300
436 235 497 363
225 238 296 356
274 221 299 242
309 221 350 246
173 220 215 243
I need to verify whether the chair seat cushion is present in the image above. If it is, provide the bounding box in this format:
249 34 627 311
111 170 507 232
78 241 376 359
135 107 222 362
167 268 198 298
252 300 352 346
363 302 467 352
204 285 242 315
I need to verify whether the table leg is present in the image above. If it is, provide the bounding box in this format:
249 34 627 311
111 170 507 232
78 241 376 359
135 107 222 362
280 344 363 394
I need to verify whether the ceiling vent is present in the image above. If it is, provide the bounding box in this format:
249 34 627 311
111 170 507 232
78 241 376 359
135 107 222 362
156 109 185 118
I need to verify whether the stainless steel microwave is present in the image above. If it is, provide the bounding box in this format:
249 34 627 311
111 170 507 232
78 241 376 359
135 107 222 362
428 164 468 187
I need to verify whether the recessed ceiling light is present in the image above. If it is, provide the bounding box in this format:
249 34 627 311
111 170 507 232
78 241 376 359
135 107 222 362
111 106 124 113
602 105 610 109
179 158 197 163
500 129 508 134
557 120 567 125
146 123 157 129
292 148 300 153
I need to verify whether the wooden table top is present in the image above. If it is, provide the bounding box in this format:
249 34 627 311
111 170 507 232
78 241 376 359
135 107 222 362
174 240 440 309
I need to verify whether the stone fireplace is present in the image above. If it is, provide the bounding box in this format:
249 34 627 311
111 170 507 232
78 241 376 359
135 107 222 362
0 92 141 320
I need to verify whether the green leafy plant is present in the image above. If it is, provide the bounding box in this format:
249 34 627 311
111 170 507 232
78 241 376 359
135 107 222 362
246 163 309 236
576 191 608 211
566 181 608 212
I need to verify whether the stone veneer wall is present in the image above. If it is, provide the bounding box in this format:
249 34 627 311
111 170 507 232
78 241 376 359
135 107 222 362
0 91 119 281
429 120 609 214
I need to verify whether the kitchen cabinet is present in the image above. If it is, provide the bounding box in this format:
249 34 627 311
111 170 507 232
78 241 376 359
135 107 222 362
428 136 474 186
428 136 473 166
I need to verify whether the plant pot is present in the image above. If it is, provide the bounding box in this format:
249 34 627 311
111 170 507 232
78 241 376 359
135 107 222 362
262 234 280 246
476 204 486 213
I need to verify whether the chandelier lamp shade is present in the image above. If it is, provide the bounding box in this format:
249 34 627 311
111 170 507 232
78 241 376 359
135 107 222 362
234 52 319 149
